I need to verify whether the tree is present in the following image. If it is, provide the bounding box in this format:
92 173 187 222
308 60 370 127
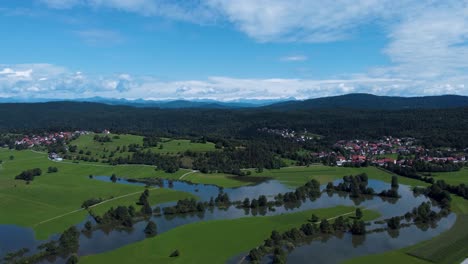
350 219 366 235
355 208 363 219
141 201 153 215
9 155 14 160
110 174 117 182
242 198 250 208
258 195 268 207
319 219 333 233
310 214 320 223
391 175 399 188
59 226 80 253
84 221 92 231
144 220 157 236
48 166 58 173
66 254 79 264
170 249 180 257
387 217 401 229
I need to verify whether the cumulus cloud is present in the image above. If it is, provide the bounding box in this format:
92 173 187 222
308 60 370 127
0 64 135 98
1 63 467 100
26 1 468 98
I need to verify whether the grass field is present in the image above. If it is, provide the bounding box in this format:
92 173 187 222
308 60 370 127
430 167 468 185
81 206 380 264
149 138 216 154
406 215 468 264
68 134 216 162
0 148 194 239
69 133 143 161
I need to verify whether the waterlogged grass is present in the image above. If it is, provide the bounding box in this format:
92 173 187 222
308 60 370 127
249 165 427 187
173 165 428 189
182 172 258 188
0 149 193 239
81 206 380 264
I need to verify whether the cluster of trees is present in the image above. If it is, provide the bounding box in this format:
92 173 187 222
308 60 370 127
136 189 153 215
47 166 58 173
248 213 366 263
406 202 445 224
327 174 400 198
143 136 161 147
108 150 180 173
81 198 103 209
93 135 112 142
162 198 205 215
0 134 22 149
163 191 233 215
15 168 42 181
144 220 157 237
413 161 463 172
63 154 100 163
274 179 322 204
192 143 285 176
93 205 136 228
4 226 80 263
326 174 375 198
383 164 435 184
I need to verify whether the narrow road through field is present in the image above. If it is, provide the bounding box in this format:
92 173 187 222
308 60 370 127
179 170 198 180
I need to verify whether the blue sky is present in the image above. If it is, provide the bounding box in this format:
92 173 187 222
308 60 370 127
0 1 467 100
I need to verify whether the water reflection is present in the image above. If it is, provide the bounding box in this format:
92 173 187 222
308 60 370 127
0 176 458 264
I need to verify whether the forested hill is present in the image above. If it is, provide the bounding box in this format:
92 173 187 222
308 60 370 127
266 94 468 110
1 102 468 148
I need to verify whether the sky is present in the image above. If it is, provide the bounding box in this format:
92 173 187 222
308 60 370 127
0 0 468 101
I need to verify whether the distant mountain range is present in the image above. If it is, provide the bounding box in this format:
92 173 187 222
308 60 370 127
0 96 288 109
266 93 468 110
1 93 468 110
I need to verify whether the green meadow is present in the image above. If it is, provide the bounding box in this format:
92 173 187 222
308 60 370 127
429 167 468 185
81 206 380 264
68 134 216 162
0 148 194 239
149 138 216 154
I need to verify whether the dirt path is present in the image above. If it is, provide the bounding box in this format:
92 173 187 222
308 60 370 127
179 170 198 180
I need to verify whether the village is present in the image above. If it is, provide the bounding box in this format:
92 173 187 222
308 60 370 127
13 130 110 148
326 136 467 167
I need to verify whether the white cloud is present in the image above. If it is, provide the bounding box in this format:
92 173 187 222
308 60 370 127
1 63 467 100
29 1 468 98
280 55 308 62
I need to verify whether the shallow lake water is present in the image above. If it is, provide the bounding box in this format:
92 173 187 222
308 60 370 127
0 175 457 264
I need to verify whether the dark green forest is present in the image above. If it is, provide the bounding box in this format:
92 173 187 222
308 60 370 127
0 102 467 148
